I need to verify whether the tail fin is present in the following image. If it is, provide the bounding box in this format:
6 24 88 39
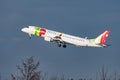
93 30 110 45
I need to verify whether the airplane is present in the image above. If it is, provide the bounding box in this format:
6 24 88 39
21 26 110 48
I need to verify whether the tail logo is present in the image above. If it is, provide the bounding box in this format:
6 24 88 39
100 30 110 45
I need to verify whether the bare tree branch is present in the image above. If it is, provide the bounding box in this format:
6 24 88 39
11 57 41 80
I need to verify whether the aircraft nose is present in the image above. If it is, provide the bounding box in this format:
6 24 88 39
21 28 25 32
21 28 29 33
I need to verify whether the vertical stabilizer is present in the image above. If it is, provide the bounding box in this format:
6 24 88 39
93 30 110 45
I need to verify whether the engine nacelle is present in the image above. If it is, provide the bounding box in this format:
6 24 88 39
44 37 51 42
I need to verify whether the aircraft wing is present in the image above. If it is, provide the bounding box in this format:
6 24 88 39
51 36 67 47
44 35 67 48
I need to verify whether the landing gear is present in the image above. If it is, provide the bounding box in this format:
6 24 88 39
63 44 67 48
29 36 32 39
57 43 67 48
58 43 62 47
28 34 32 39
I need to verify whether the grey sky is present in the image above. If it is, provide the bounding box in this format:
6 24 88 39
0 0 120 79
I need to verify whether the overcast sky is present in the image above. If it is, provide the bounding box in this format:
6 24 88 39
0 0 120 79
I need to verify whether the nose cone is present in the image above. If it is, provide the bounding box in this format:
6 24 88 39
21 28 29 33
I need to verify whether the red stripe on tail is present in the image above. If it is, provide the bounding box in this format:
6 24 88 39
100 30 110 45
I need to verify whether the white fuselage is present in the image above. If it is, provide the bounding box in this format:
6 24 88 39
21 26 106 48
